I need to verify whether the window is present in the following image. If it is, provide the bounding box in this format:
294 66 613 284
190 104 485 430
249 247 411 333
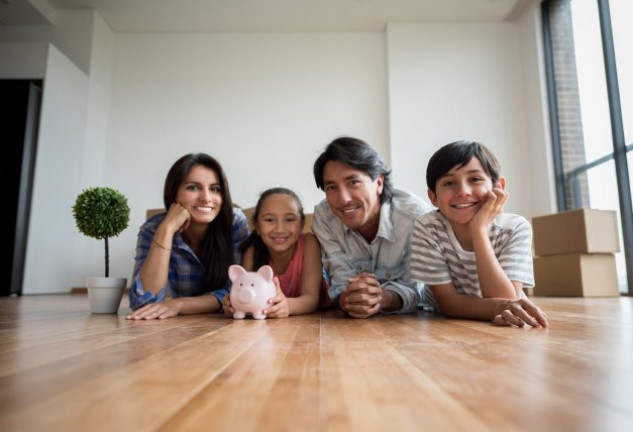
542 0 633 295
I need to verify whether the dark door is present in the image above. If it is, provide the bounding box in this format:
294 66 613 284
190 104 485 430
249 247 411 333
0 80 42 296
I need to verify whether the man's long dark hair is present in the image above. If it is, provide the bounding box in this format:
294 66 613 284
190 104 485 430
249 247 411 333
313 136 393 203
163 153 235 291
240 187 305 270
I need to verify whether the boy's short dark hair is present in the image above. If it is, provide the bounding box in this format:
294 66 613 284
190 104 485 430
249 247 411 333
426 140 501 193
313 136 394 203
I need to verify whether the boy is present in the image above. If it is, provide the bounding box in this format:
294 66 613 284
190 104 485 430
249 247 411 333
411 140 548 327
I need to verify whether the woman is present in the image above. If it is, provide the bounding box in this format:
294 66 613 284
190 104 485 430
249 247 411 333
127 153 249 320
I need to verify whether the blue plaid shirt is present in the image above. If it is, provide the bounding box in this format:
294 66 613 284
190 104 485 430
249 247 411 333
129 207 250 310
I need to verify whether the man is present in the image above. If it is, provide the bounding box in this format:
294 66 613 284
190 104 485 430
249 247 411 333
312 136 431 318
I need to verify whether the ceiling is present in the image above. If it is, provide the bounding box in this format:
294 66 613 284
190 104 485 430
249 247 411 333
1 0 532 32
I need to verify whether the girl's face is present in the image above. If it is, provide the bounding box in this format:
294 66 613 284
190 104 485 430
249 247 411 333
176 165 222 224
256 193 303 256
428 156 502 226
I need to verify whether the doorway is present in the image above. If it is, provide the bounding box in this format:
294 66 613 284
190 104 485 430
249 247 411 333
0 80 43 296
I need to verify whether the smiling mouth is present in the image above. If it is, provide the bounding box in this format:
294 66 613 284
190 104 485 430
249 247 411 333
340 206 360 215
194 206 216 212
452 203 476 209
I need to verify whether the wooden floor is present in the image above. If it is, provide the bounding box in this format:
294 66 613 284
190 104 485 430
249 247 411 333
0 295 632 432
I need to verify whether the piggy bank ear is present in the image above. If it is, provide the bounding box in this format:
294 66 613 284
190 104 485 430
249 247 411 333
228 264 246 282
257 265 274 282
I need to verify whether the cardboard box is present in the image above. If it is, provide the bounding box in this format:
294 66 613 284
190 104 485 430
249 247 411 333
532 209 620 256
533 253 620 297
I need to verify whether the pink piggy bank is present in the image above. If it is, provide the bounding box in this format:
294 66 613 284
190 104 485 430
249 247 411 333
228 264 276 319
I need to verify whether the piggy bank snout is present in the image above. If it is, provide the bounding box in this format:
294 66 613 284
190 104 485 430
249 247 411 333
236 285 257 304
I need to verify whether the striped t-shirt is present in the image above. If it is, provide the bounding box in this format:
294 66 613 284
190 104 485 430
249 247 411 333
410 210 534 311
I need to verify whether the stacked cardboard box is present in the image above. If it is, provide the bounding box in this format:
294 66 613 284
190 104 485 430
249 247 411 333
532 209 620 297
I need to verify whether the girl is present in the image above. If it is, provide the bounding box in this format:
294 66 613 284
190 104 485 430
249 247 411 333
222 188 332 318
127 153 250 320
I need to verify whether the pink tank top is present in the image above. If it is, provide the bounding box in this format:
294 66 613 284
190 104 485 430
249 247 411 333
272 234 332 308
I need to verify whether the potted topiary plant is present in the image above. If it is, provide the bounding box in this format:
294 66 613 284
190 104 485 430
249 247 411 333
72 186 130 314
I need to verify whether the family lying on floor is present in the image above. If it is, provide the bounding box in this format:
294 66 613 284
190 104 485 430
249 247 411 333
126 136 548 328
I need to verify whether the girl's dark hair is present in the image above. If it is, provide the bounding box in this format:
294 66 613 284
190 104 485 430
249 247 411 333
240 188 304 269
163 153 235 291
313 136 394 204
426 140 501 193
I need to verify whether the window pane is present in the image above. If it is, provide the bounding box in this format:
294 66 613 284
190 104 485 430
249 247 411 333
611 0 633 145
587 159 627 293
571 0 613 162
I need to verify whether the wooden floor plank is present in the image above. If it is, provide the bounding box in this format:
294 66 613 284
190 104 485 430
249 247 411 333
0 316 279 431
159 315 322 431
320 316 493 431
0 318 227 411
0 295 632 431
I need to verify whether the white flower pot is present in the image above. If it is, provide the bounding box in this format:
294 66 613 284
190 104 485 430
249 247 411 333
86 277 127 314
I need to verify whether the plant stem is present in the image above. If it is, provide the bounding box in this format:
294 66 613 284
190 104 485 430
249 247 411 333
104 236 110 277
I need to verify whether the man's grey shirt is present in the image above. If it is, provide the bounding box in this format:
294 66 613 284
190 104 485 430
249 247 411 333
312 189 432 313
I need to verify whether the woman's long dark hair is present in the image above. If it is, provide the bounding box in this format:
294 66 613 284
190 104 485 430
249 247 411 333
240 188 305 270
163 153 235 291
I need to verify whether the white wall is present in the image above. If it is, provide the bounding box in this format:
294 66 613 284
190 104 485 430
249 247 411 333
2 14 116 293
80 13 113 191
0 10 96 74
22 44 89 294
517 1 557 217
69 13 116 285
6 6 554 293
387 22 535 218
0 42 47 78
105 31 389 281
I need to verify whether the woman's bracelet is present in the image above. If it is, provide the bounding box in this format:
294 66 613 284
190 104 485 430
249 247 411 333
152 239 171 252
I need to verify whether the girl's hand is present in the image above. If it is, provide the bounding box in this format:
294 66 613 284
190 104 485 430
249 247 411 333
263 277 289 318
492 298 549 328
163 202 191 234
126 300 181 320
222 293 234 318
470 187 508 231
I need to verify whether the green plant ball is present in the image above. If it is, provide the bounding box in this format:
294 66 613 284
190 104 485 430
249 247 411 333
72 187 130 240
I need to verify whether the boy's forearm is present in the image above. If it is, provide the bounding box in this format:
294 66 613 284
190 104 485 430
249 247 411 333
471 228 518 299
438 294 509 321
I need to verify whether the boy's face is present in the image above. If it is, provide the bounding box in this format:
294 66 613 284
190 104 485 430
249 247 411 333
322 160 384 238
428 156 504 226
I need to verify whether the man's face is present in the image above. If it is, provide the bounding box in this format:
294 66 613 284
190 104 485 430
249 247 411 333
322 160 383 239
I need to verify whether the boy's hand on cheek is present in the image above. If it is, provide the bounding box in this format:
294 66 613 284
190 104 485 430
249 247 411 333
470 188 508 231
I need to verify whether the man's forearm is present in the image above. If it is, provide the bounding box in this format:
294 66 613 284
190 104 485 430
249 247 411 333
380 289 403 312
382 280 422 313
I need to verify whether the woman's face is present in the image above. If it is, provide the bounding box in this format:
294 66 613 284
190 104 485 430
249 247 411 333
176 165 223 224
